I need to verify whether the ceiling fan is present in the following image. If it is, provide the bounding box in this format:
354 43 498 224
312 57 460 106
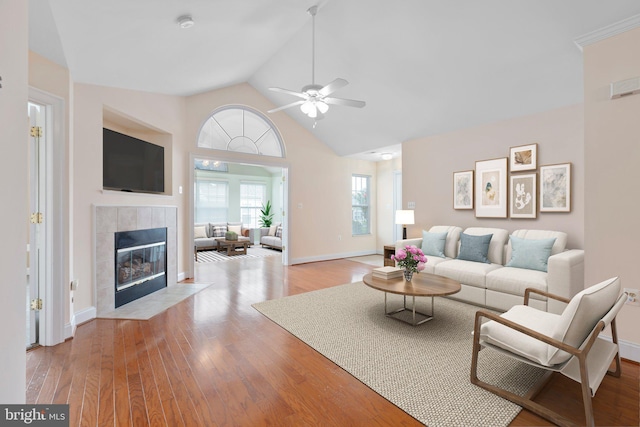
267 5 365 124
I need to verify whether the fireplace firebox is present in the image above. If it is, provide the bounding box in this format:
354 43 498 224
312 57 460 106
114 228 167 308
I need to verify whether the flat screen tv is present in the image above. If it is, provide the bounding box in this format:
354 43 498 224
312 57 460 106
103 128 165 194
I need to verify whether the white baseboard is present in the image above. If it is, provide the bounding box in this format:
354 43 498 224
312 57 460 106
600 335 640 363
178 271 186 282
65 306 97 339
291 250 378 265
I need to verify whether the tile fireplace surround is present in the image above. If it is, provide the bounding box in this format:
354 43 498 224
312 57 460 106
95 205 177 316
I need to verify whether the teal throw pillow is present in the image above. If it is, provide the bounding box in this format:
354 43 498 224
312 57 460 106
506 236 557 272
421 230 448 258
457 233 492 264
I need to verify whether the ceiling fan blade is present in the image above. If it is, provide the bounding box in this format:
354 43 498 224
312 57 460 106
268 87 307 99
324 97 366 108
319 78 348 96
268 100 305 113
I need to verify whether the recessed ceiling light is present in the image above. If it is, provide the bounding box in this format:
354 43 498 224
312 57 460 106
177 15 195 29
381 153 393 160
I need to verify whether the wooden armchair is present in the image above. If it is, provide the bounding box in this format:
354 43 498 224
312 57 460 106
471 277 626 427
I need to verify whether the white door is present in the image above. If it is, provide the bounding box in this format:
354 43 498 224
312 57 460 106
27 101 46 348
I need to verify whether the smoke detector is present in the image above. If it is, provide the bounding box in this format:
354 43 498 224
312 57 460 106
177 15 195 29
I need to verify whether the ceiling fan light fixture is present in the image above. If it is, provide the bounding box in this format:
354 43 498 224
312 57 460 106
300 101 313 115
316 100 329 114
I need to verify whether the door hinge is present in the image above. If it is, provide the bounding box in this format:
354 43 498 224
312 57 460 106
282 175 285 182
30 212 43 224
282 245 285 251
30 299 43 311
30 126 43 138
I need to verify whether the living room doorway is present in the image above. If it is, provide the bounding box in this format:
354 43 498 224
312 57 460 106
189 156 289 280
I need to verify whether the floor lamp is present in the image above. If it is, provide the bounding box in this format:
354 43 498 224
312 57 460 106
395 210 414 240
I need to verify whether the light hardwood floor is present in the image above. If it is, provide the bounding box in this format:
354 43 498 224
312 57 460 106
26 256 639 426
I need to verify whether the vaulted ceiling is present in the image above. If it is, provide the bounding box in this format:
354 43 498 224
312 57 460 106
29 0 640 160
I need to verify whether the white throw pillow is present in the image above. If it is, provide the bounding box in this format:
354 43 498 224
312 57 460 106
268 225 277 236
194 226 208 239
228 225 242 235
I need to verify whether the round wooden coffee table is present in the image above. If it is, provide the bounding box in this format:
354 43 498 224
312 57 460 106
363 272 461 326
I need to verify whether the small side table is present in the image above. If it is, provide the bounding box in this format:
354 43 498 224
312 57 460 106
383 245 396 267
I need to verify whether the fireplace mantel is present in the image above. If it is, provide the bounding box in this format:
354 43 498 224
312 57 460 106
94 205 177 315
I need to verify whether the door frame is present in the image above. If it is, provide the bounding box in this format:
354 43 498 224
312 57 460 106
188 152 291 279
29 87 66 346
393 170 403 242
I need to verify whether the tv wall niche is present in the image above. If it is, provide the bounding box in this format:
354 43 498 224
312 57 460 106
103 128 165 194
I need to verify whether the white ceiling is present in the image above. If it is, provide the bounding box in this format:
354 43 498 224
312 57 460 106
29 1 640 159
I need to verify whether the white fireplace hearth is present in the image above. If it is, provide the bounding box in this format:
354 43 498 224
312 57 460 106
95 205 177 316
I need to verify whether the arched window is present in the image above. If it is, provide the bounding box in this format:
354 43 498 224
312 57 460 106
197 106 285 157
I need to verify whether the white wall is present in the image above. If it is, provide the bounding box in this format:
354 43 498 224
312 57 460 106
584 27 640 349
71 83 189 313
0 0 28 403
402 104 585 249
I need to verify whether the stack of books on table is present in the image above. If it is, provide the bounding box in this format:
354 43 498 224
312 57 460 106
372 266 403 280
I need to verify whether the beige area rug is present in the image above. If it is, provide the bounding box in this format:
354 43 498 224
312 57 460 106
98 283 211 320
253 282 545 427
345 254 384 267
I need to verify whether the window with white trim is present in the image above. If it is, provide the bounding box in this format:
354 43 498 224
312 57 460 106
352 175 370 235
194 178 228 223
240 182 267 228
197 106 285 158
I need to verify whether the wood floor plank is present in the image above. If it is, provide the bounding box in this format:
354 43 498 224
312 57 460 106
24 256 639 426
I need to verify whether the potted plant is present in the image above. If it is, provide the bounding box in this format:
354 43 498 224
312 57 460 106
259 200 274 228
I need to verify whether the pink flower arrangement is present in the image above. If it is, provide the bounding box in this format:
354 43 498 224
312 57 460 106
391 245 427 273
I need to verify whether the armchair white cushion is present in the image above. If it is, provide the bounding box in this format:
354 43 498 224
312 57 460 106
480 277 621 367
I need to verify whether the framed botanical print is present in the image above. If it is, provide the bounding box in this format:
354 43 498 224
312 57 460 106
509 143 537 172
540 163 571 212
510 173 537 218
475 158 508 218
453 170 474 210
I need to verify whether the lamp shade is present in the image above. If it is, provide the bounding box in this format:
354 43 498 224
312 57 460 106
395 210 415 225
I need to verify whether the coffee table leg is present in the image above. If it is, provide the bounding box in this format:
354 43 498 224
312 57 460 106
384 293 433 326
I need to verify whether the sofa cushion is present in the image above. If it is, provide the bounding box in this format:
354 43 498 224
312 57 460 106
268 225 277 236
194 237 218 248
275 225 283 238
421 230 448 257
212 224 227 237
480 305 561 366
457 233 492 263
461 227 509 265
435 259 502 288
420 256 448 274
428 226 463 259
194 226 208 239
195 222 213 237
486 267 548 300
509 229 567 257
506 236 556 272
228 225 242 235
261 236 281 248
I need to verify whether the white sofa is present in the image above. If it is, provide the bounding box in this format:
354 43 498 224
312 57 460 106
194 221 251 252
396 226 585 314
259 223 283 250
